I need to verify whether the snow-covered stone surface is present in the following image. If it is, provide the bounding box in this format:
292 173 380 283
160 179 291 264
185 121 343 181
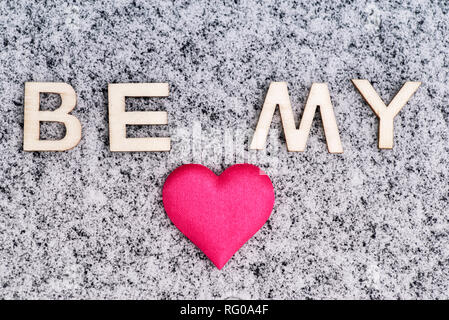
0 0 448 299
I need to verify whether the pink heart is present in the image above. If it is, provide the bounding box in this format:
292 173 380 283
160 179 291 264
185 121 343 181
162 164 275 269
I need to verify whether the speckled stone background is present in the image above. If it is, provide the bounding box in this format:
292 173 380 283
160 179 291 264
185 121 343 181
1 0 448 299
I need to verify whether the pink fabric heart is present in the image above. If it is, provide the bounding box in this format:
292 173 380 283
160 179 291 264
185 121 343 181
162 164 275 269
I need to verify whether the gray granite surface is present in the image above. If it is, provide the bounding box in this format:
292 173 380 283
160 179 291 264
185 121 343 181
1 0 449 299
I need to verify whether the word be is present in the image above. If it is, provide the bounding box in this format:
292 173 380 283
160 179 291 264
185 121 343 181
23 80 421 152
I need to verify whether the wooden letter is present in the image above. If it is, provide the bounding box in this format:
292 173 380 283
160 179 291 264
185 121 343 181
352 80 421 149
250 82 343 153
108 83 170 151
23 82 81 151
